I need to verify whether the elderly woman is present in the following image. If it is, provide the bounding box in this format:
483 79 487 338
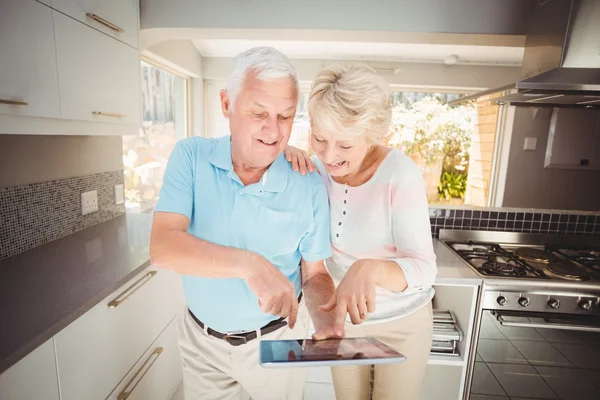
285 64 437 400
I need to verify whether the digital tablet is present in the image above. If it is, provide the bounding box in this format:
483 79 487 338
259 337 406 368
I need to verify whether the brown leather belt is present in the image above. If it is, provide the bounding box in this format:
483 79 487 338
188 292 303 346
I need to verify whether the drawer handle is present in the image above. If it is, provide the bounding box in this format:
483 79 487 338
108 270 157 308
0 99 28 106
86 13 124 33
92 111 127 118
117 347 163 400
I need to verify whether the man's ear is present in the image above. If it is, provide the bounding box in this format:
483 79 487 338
220 89 231 118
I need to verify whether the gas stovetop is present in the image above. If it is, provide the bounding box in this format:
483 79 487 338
440 230 600 283
450 242 600 281
441 230 600 315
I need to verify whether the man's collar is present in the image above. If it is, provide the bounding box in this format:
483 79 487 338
208 135 233 171
209 135 289 193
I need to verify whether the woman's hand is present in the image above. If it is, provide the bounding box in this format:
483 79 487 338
319 259 382 328
283 145 315 175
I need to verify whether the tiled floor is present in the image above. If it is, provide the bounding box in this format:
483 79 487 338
470 312 600 400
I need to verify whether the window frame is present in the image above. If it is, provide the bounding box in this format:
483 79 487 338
140 55 193 138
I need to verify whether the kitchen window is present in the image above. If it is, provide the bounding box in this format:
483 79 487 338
204 82 499 207
122 60 190 213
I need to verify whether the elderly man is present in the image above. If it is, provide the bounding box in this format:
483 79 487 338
150 47 338 400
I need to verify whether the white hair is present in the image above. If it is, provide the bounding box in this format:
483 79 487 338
226 46 299 110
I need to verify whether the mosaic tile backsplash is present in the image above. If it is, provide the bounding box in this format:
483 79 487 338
0 170 125 260
429 208 600 239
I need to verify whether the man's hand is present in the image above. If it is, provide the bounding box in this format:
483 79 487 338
284 145 315 175
243 253 299 328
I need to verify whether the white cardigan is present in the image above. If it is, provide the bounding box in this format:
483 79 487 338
313 150 437 324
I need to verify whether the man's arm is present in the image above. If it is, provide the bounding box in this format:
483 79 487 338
150 212 249 279
151 211 300 327
301 260 342 339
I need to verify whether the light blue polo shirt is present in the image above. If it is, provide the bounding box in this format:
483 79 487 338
154 135 332 332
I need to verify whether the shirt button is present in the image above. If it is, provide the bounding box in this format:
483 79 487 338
336 234 339 237
345 189 348 194
344 200 347 204
343 211 346 215
338 222 342 226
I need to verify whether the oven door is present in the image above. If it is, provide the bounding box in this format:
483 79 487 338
469 310 600 399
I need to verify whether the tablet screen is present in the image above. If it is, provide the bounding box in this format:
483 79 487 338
260 337 405 366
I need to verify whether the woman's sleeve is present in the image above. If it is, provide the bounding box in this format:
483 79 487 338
389 165 438 291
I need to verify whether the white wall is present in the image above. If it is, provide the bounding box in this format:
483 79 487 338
145 40 203 77
203 57 521 90
501 107 600 211
140 0 532 35
0 135 123 187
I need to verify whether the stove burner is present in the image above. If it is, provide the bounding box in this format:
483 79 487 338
514 247 556 263
574 252 600 262
545 261 590 281
481 261 528 277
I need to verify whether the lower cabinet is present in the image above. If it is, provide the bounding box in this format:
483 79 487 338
0 267 184 400
0 340 60 400
107 316 182 400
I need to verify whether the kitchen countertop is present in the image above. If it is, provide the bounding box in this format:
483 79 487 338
433 239 482 286
0 215 479 375
0 213 153 375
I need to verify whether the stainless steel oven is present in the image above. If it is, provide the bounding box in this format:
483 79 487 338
470 289 600 400
440 230 600 400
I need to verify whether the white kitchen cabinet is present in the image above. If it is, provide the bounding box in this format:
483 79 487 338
106 317 182 400
545 108 600 170
420 365 463 400
54 268 184 400
50 0 139 48
0 0 60 121
0 340 60 400
53 10 141 127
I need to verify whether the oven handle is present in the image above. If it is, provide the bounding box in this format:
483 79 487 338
496 315 600 333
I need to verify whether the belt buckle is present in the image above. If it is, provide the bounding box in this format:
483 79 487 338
222 333 248 345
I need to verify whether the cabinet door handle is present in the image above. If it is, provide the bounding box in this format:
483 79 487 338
92 111 127 118
108 270 157 308
86 13 124 33
0 99 28 106
117 347 163 400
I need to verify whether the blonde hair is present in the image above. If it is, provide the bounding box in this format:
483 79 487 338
308 64 392 144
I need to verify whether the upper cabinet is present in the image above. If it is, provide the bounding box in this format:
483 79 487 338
0 0 141 135
54 11 141 126
0 0 60 120
545 108 600 170
50 0 139 49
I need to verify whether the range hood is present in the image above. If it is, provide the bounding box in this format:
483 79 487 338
450 0 600 109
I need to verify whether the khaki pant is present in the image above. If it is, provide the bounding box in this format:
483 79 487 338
332 302 433 400
177 304 309 400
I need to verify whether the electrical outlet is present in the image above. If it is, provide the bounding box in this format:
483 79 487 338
81 190 99 215
114 184 124 205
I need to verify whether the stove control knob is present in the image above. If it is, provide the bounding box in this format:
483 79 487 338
579 299 593 311
518 297 530 307
497 296 508 307
547 299 560 309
